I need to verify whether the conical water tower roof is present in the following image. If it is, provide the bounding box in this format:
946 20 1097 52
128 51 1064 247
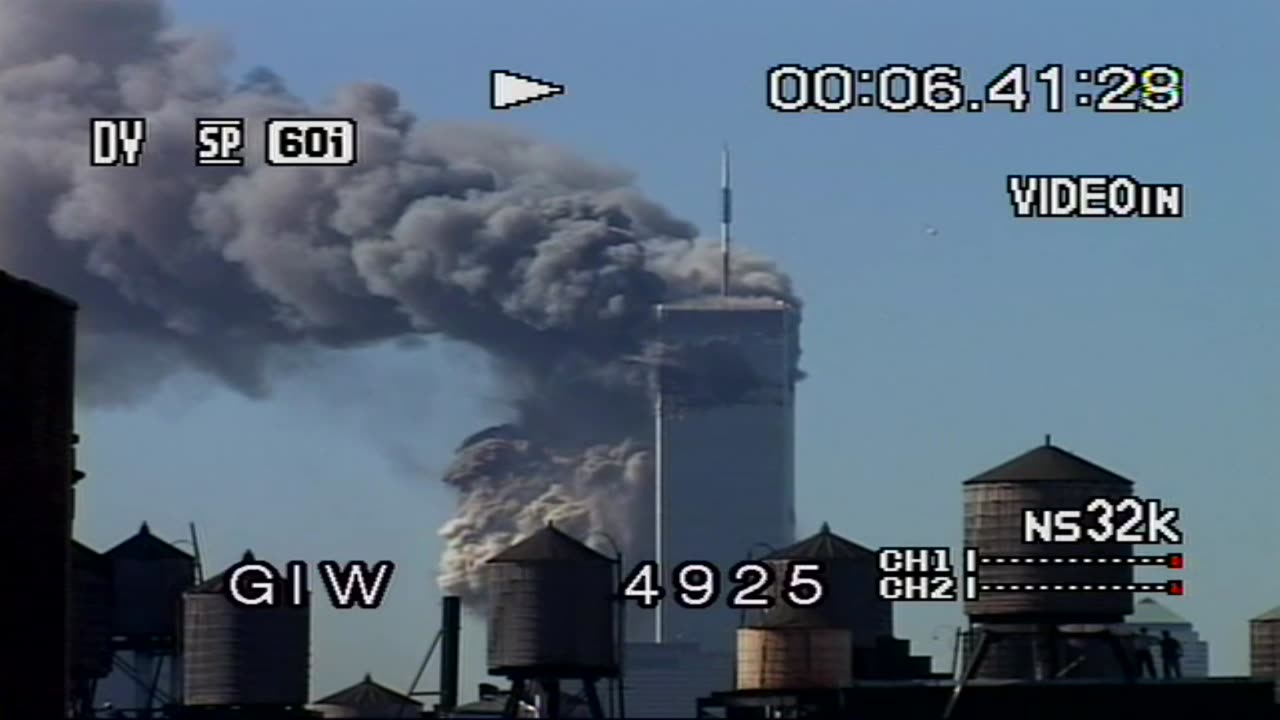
487 523 613 564
765 522 874 560
314 673 421 708
104 522 193 561
1254 605 1280 622
965 437 1133 485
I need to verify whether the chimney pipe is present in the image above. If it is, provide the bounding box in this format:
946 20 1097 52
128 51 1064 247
439 596 461 712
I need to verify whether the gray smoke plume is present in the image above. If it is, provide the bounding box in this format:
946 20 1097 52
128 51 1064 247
0 0 799 604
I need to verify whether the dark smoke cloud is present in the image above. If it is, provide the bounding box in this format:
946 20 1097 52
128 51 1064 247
0 0 799 603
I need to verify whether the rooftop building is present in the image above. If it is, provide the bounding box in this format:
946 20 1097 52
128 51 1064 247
623 641 733 718
1 270 78 717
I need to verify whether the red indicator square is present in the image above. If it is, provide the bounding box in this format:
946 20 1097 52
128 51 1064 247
1168 580 1184 596
1167 554 1184 570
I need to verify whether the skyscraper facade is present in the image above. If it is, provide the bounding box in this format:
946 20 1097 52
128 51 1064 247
652 296 797 653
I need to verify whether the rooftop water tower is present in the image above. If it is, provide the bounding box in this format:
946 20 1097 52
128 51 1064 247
485 523 617 719
960 438 1137 682
182 551 310 708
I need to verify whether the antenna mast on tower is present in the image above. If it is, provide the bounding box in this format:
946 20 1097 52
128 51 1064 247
720 145 732 297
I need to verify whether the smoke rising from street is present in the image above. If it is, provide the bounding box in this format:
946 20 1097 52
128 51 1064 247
0 0 799 604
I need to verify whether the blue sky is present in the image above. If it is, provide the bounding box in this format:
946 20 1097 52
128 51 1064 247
75 0 1277 700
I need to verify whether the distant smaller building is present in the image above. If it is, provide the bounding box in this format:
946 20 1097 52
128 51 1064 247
623 642 733 718
1124 598 1208 677
309 673 423 718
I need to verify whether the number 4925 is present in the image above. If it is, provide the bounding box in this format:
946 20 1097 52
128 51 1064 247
619 560 826 610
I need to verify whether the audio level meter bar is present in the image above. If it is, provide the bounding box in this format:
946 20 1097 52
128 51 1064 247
977 579 1184 596
977 552 1183 569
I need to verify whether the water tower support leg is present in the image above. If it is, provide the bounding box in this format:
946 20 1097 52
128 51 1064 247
1103 631 1137 683
583 679 607 719
545 679 561 719
503 678 525 718
1032 624 1061 680
943 630 994 719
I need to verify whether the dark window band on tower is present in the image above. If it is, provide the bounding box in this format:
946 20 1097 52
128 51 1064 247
721 144 732 297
